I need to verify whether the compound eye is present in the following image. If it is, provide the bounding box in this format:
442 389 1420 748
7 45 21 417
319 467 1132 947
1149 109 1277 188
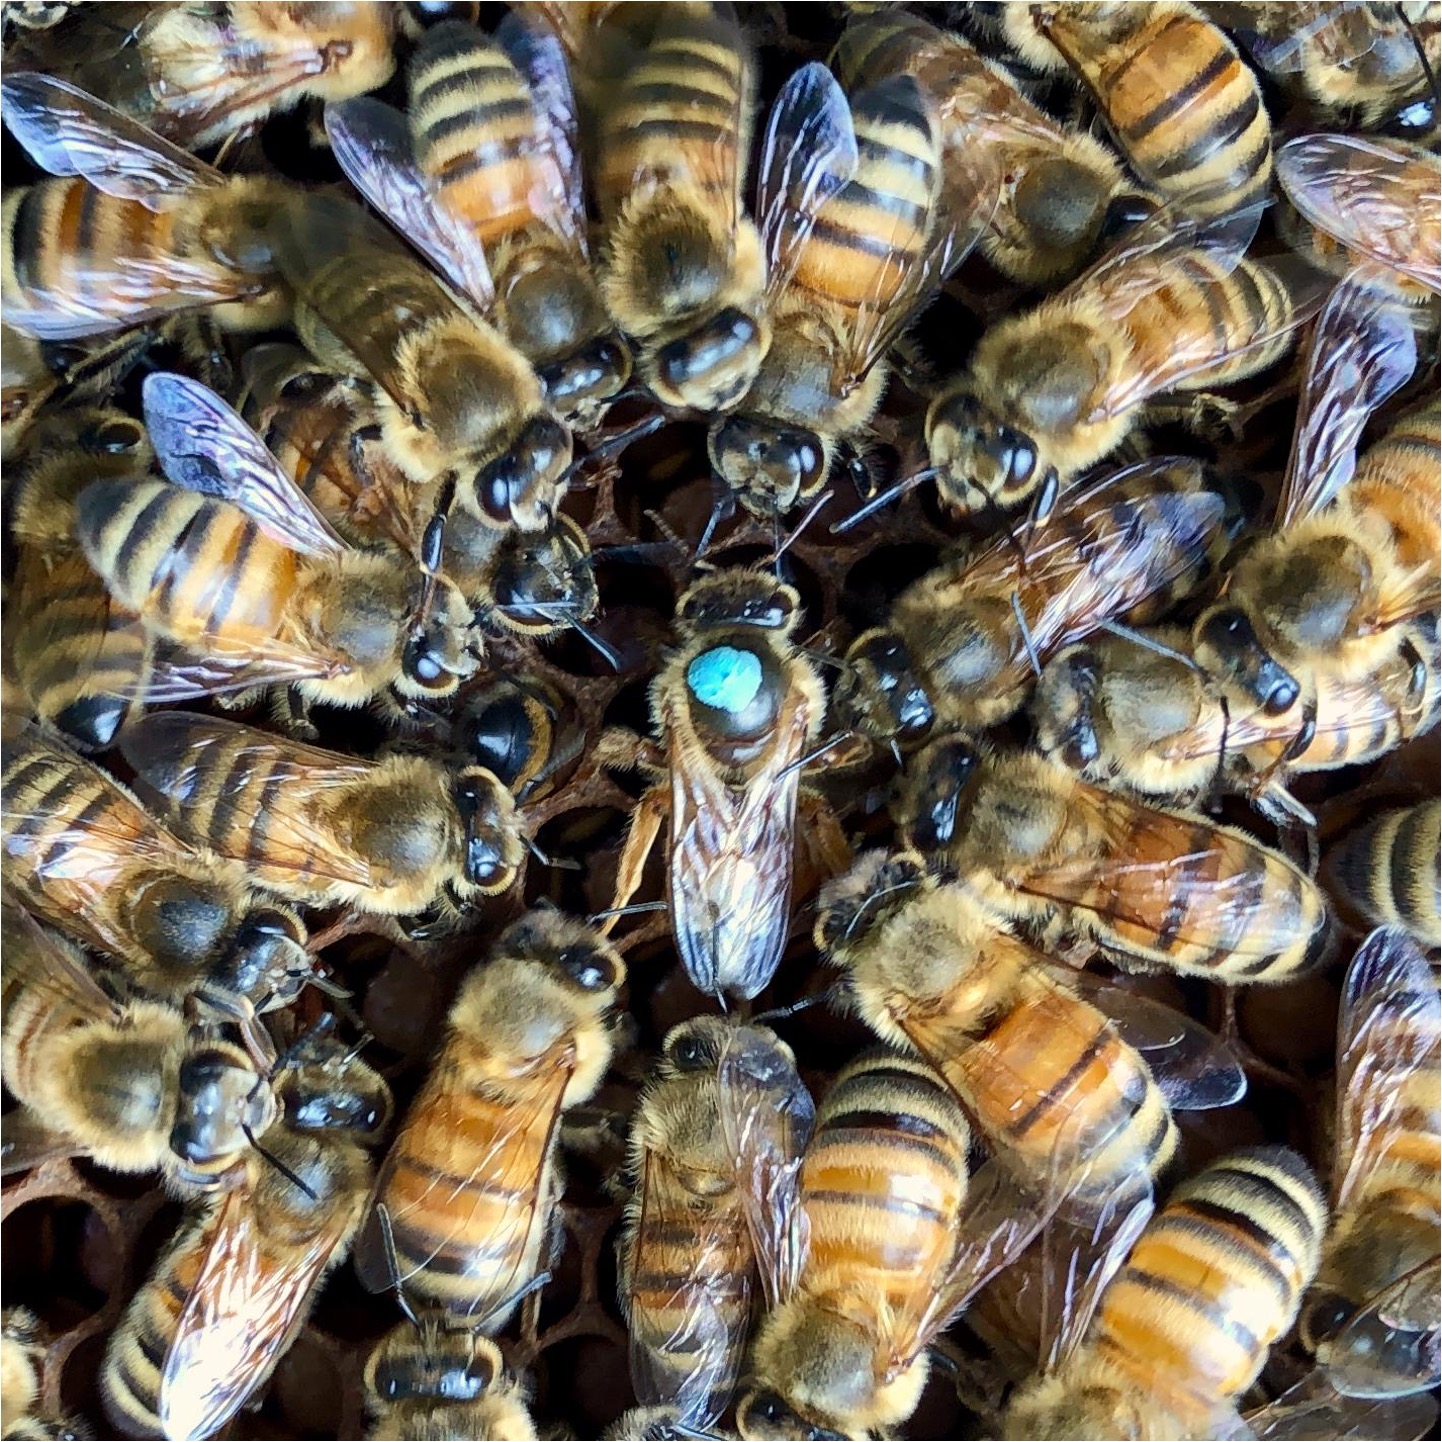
557 944 616 992
83 418 145 454
476 458 521 524
667 1029 711 1071
997 426 1037 486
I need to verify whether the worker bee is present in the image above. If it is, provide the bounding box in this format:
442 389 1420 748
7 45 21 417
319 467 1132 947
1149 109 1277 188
1 725 313 1062
605 568 846 1001
1 73 289 341
117 711 524 918
1032 613 1442 825
1193 277 1432 722
99 1039 386 1442
1276 132 1442 296
325 14 631 429
1301 927 1440 1399
836 456 1234 748
999 2 1273 224
734 1048 1053 1439
542 2 770 413
898 737 1333 983
1003 1146 1327 1440
1 904 274 1190
816 850 1245 1220
7 2 397 151
620 1018 814 1434
361 910 624 1320
833 9 1128 286
923 196 1315 516
0 1309 86 1442
1324 799 1441 949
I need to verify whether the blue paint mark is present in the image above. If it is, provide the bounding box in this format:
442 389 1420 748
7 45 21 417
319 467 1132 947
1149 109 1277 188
687 646 763 713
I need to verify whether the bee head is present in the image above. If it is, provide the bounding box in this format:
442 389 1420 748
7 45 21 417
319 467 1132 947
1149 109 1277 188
471 413 571 529
708 412 828 517
450 767 523 894
1193 607 1301 716
925 389 1049 515
834 629 934 747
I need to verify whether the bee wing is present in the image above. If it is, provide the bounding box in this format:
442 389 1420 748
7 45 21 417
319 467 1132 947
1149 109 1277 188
1246 1363 1441 1440
0 1105 89 1176
124 635 355 704
1276 273 1417 530
1054 968 1247 1111
754 62 858 305
324 96 498 314
1322 1260 1441 1400
158 1177 356 1442
716 1027 815 1307
1333 927 1440 1214
0 71 218 206
141 373 349 558
118 711 382 888
1277 134 1442 295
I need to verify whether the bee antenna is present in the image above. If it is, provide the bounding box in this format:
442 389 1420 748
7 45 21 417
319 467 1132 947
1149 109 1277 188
772 487 833 565
776 732 850 782
1011 591 1043 679
376 1203 423 1329
1398 1 1439 94
830 467 937 534
696 479 738 562
752 985 844 1024
588 900 666 925
524 836 582 872
243 1124 317 1200
1099 620 1203 673
568 618 622 672
466 1270 553 1332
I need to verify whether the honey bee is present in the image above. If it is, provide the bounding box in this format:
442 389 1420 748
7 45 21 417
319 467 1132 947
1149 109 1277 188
836 456 1234 747
833 9 1128 286
898 737 1333 983
325 14 631 430
1033 613 1442 825
0 1309 86 1442
100 1039 387 1442
1324 799 1442 949
7 2 397 151
1301 927 1440 1399
1 904 274 1189
734 1048 1052 1439
542 2 770 413
1000 2 1273 224
1276 132 1442 296
923 199 1315 516
605 568 845 1001
1193 277 1433 721
620 1018 814 1434
361 910 624 1319
1002 1146 1327 1440
455 674 583 803
117 710 524 917
1 73 289 342
1 724 314 1061
816 850 1245 1219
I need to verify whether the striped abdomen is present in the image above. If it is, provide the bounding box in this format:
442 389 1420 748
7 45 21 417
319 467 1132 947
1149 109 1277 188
951 977 1176 1206
1350 401 1442 584
801 1051 969 1309
787 75 940 317
1326 799 1441 949
1058 7 1271 217
1090 1147 1325 1408
379 1061 556 1320
76 476 298 647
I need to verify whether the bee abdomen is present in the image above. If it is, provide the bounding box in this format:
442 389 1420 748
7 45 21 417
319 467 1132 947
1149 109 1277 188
1327 799 1442 949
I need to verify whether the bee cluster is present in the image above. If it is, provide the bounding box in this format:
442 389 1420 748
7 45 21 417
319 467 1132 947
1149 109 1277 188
1 3 1439 1441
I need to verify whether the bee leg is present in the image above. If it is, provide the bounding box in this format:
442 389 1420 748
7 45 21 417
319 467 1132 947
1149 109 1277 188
594 726 665 779
559 1104 631 1175
795 791 852 886
1144 391 1250 445
604 784 668 936
270 686 320 742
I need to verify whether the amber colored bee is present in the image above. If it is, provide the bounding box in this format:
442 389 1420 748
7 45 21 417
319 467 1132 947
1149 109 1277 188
834 9 1128 285
606 568 846 1001
1 74 289 342
1001 2 1273 224
1033 613 1442 825
117 711 524 918
923 202 1313 516
836 456 1234 747
99 1036 388 1442
816 850 1245 1218
1 725 313 1061
898 737 1333 983
735 1048 1051 1439
362 910 624 1320
326 14 631 430
1277 133 1441 297
0 1308 86 1442
1193 277 1434 722
621 1018 813 1434
1003 1146 1326 1439
8 2 397 151
1300 928 1440 1399
1324 799 1442 949
1 904 274 1190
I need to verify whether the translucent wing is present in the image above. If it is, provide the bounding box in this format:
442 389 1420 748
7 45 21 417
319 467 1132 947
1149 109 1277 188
1247 1364 1440 1440
2 901 124 1021
1277 134 1442 294
124 635 354 704
754 62 858 305
324 96 497 312
141 373 349 558
0 1106 89 1176
1277 273 1417 530
716 1025 814 1307
1 71 218 205
1321 1260 1441 1399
